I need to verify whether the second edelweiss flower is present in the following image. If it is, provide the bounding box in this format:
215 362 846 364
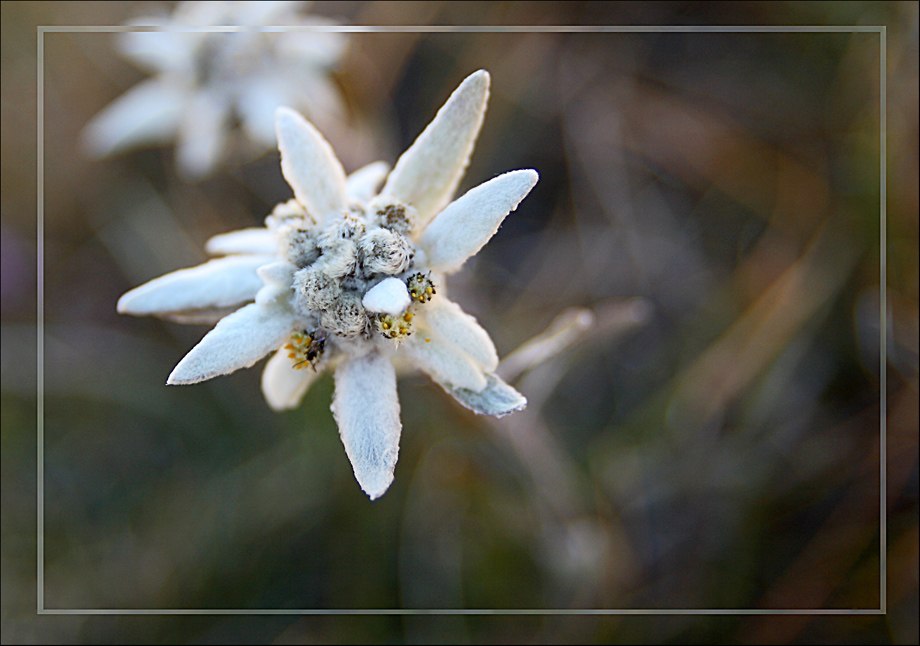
83 1 347 179
118 70 538 499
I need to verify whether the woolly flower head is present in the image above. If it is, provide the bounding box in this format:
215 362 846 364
83 1 346 179
118 70 538 499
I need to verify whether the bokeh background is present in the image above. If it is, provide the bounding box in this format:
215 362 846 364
2 2 918 644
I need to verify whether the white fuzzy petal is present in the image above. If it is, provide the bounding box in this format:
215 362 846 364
205 228 277 256
442 373 527 418
422 297 498 371
382 70 490 227
276 107 347 224
82 78 185 157
331 352 402 500
117 255 274 317
401 333 487 392
420 169 538 273
117 25 197 73
176 90 230 179
157 307 240 325
346 161 390 202
256 261 297 290
261 347 323 411
362 278 411 315
167 296 297 385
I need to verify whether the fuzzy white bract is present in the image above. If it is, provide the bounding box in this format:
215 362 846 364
118 70 538 499
83 1 346 179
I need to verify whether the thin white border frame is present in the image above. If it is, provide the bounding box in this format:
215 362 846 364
36 24 888 617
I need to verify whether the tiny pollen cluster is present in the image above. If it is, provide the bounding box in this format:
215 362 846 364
375 273 437 340
407 272 437 303
284 329 326 371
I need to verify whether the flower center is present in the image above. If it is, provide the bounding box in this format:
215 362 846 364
282 200 434 343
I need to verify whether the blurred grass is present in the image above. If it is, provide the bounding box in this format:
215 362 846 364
2 1 918 644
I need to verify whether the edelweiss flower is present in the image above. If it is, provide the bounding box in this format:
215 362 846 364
83 1 346 179
118 70 538 499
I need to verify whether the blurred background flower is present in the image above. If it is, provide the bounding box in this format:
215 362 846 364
81 1 348 179
2 2 917 644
